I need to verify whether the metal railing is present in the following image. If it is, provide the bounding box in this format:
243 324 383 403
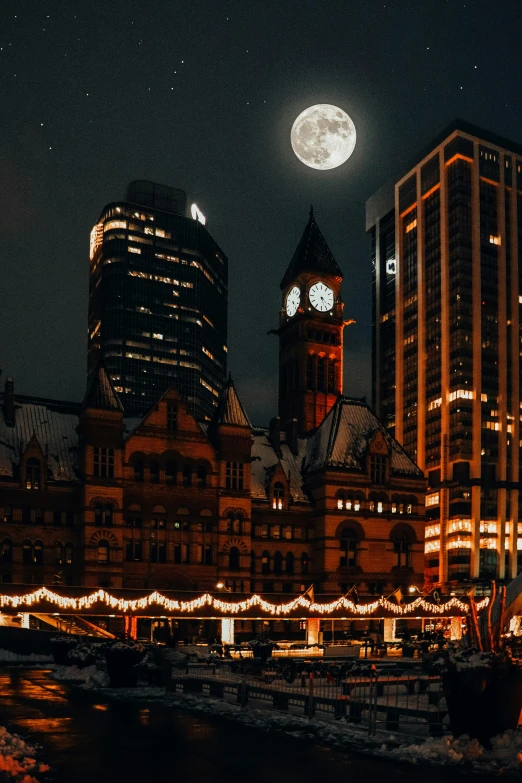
168 660 447 738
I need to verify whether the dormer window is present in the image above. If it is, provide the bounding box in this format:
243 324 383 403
167 404 178 432
370 455 387 485
272 482 285 510
26 458 41 490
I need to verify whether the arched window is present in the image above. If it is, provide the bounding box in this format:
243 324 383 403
151 505 167 529
26 458 41 490
97 540 110 565
1 538 12 563
22 540 32 565
327 360 335 393
340 528 358 567
261 550 270 575
306 354 314 390
285 551 294 575
317 357 325 392
55 541 63 565
150 460 160 483
273 551 283 575
126 504 142 529
166 460 177 485
228 546 240 570
227 513 243 534
197 465 207 487
134 459 144 482
272 483 285 510
94 505 113 527
65 542 73 565
33 540 44 565
182 464 192 487
250 550 256 574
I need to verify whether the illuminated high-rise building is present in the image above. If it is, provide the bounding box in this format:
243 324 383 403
367 120 522 584
88 181 228 420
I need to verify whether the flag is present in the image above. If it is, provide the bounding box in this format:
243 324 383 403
302 584 315 603
388 586 402 605
345 584 360 605
424 586 441 605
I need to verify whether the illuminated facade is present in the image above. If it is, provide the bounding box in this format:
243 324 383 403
0 212 426 605
367 120 522 584
88 180 228 421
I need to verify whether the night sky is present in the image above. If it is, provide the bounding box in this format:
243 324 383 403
2 0 522 425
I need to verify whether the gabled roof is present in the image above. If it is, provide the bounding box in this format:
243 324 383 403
280 208 343 289
210 375 251 428
0 396 79 482
83 363 124 412
304 396 424 477
251 430 309 503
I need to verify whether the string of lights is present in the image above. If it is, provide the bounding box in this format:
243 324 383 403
0 587 489 617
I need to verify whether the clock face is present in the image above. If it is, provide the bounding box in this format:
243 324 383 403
309 282 334 312
285 285 301 317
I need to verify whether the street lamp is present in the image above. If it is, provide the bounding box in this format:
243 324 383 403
408 585 422 595
216 581 231 593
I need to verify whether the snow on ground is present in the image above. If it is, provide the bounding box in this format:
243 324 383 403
0 725 50 782
99 683 522 775
0 649 52 665
53 664 109 688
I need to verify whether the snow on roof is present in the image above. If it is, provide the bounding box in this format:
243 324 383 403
304 397 423 477
0 398 79 482
251 430 309 503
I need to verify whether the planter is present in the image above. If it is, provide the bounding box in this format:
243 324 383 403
442 666 522 746
67 646 98 669
104 644 145 688
50 637 78 665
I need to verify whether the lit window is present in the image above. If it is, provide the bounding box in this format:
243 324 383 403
405 218 417 233
426 493 440 507
354 500 360 511
449 519 471 533
337 498 343 510
377 501 383 513
104 220 127 232
128 247 141 254
447 538 472 550
425 540 440 553
26 459 41 490
426 524 440 538
489 235 501 245
153 333 163 340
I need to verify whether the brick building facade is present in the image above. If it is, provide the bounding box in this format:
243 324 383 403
0 212 426 598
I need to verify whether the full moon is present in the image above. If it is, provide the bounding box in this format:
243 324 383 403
290 104 356 170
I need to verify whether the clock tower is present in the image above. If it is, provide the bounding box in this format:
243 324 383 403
278 208 350 436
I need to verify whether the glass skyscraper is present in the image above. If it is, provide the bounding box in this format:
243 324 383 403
367 121 522 584
88 181 228 420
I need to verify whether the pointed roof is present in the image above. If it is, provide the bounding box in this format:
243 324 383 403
210 375 251 428
280 208 343 289
83 363 124 412
303 396 423 477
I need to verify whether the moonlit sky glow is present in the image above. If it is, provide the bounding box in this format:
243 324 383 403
1 1 522 424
